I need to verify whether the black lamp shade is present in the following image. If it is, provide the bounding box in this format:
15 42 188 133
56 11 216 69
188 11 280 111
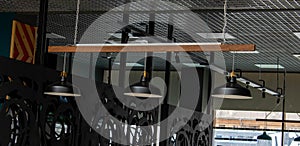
44 81 80 97
294 136 300 141
257 132 272 140
124 81 162 98
212 82 252 99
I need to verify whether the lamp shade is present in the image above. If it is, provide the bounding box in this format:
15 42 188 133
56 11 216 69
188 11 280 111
257 131 272 140
124 80 162 98
212 82 252 99
294 136 300 141
212 73 252 99
44 80 80 97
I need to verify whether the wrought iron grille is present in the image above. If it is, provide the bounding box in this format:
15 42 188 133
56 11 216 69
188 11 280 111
0 56 212 146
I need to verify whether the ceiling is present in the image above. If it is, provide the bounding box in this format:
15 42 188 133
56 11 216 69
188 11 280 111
2 0 300 72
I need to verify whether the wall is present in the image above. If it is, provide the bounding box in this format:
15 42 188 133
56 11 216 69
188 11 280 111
0 13 15 57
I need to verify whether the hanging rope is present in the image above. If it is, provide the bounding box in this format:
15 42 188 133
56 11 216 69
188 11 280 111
74 0 81 45
222 0 236 74
63 0 80 74
222 0 228 44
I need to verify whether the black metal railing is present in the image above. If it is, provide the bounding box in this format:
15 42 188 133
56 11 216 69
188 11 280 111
0 56 212 146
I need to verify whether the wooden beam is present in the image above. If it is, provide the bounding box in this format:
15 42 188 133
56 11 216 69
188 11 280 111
48 43 255 53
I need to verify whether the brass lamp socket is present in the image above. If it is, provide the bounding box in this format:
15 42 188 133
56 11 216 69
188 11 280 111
60 71 68 78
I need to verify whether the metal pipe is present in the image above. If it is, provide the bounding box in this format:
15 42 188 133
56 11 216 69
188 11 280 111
118 2 130 87
159 52 171 146
146 14 155 78
35 0 48 65
108 56 112 85
89 53 93 79
148 14 155 36
281 68 286 146
277 57 279 90
36 1 48 145
159 17 172 145
164 53 171 104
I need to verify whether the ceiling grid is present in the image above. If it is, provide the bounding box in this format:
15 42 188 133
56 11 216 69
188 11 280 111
2 0 300 71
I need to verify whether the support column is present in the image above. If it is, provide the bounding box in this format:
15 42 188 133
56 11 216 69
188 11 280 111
35 0 48 65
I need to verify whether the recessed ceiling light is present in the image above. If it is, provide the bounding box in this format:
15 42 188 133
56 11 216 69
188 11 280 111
105 40 148 44
293 53 300 59
108 33 139 39
254 64 284 69
114 62 143 67
293 32 300 39
46 33 66 39
230 50 259 54
182 63 206 68
197 33 236 39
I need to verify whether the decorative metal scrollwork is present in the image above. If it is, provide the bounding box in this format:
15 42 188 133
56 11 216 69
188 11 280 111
0 57 212 146
167 106 212 146
0 72 40 145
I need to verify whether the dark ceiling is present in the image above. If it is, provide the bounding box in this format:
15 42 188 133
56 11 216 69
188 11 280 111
1 0 300 72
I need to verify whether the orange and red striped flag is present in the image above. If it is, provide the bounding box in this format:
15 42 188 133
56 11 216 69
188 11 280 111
10 20 37 64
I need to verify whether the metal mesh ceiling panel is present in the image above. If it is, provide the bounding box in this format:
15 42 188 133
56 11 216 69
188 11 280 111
2 0 300 12
2 0 300 72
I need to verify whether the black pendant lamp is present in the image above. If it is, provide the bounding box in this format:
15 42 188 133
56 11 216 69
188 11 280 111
44 0 81 97
212 0 252 99
212 50 252 99
124 54 162 98
257 131 272 140
212 71 252 99
44 53 80 97
294 136 300 141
